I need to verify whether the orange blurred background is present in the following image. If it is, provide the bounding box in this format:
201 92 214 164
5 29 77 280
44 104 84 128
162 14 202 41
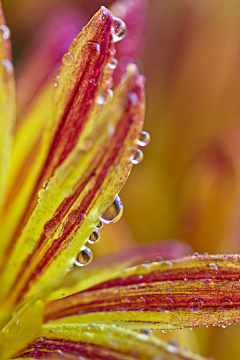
3 0 240 358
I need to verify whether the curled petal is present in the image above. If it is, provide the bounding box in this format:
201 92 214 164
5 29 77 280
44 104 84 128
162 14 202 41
45 255 240 330
12 323 207 360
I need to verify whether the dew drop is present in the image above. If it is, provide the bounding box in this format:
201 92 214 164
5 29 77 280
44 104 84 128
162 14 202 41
206 263 218 274
137 131 150 147
1 59 13 75
188 298 204 311
88 229 100 244
0 25 10 41
113 17 126 42
83 42 100 61
108 58 118 70
220 298 233 309
99 194 123 224
62 52 74 66
95 221 103 229
160 296 175 309
75 246 93 267
131 149 143 165
5 315 20 334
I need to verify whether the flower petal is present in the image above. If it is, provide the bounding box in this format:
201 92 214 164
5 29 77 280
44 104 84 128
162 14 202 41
47 239 192 301
0 62 145 324
44 255 240 330
12 323 207 360
0 4 15 208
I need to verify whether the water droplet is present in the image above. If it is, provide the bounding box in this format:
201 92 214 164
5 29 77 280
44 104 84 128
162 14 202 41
108 58 118 70
131 149 143 165
75 246 93 266
5 315 20 334
188 298 204 311
128 92 139 107
83 42 100 61
206 263 218 274
95 221 103 229
43 180 49 189
137 131 150 147
220 298 233 309
162 330 167 334
88 229 100 244
0 25 10 41
96 89 113 105
160 296 175 309
99 194 123 224
1 59 13 75
113 17 126 42
62 52 74 66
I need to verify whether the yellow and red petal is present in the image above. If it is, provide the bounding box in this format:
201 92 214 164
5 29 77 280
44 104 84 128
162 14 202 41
47 239 192 301
0 60 145 324
16 4 86 124
0 3 15 208
44 254 240 330
11 323 207 360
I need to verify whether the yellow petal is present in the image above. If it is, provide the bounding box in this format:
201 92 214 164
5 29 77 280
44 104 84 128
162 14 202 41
0 62 145 324
12 323 207 360
44 254 240 331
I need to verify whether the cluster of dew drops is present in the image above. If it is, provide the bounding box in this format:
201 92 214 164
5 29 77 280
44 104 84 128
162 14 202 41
0 24 14 75
54 15 151 267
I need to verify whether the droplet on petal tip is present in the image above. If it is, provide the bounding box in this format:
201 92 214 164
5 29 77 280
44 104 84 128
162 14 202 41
75 246 93 267
99 194 123 224
137 131 150 147
113 16 127 43
0 24 10 41
62 51 74 66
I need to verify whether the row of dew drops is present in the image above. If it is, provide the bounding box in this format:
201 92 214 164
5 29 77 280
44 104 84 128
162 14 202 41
61 15 149 267
75 130 150 267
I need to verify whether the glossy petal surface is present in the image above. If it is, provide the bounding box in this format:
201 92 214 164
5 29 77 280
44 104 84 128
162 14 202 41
45 255 240 330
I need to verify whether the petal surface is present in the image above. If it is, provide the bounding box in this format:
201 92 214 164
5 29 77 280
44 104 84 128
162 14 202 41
47 239 192 301
44 255 240 330
0 62 145 324
12 323 207 360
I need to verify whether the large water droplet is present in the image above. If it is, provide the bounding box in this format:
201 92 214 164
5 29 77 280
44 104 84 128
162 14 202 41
88 230 100 244
83 42 100 61
188 298 204 311
206 263 218 275
0 25 10 41
99 194 123 224
75 246 93 266
113 17 126 42
62 52 74 66
137 131 151 147
131 149 143 165
108 58 118 70
160 296 175 309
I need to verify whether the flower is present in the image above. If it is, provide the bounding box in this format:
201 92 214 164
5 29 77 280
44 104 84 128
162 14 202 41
0 1 240 360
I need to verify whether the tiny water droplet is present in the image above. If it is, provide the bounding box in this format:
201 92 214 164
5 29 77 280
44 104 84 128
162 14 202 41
206 263 218 274
188 298 204 311
108 58 118 70
43 180 49 189
5 315 20 334
1 59 13 75
99 194 123 224
131 149 143 165
95 221 103 229
88 229 100 244
162 329 167 334
0 25 10 41
83 42 100 61
137 131 150 147
113 17 126 42
62 52 74 66
75 246 93 266
220 298 233 309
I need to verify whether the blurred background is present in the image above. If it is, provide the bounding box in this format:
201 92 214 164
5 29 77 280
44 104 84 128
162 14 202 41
3 0 240 358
